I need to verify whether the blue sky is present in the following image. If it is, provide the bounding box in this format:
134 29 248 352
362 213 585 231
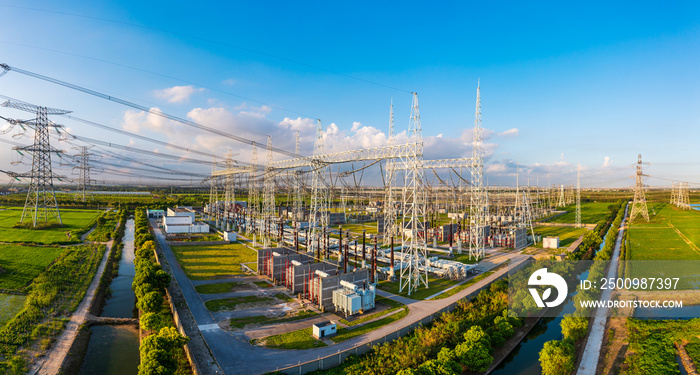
0 1 698 187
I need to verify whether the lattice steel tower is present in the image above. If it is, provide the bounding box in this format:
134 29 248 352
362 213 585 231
576 163 581 228
263 136 276 248
292 131 304 222
399 93 428 295
223 149 236 229
247 143 260 234
469 84 486 260
629 154 650 222
1 101 69 227
383 99 397 246
679 182 690 209
309 120 330 256
73 146 94 202
208 156 218 220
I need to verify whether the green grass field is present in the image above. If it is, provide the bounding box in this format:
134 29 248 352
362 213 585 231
252 327 327 350
229 309 318 329
204 295 277 312
548 202 612 224
628 203 700 260
194 281 245 294
0 207 101 244
170 242 258 280
377 275 463 300
0 244 65 290
0 293 27 327
533 226 588 249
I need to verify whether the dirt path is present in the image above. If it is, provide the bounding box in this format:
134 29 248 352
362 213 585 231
29 240 113 375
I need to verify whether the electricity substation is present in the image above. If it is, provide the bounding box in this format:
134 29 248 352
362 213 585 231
202 86 567 321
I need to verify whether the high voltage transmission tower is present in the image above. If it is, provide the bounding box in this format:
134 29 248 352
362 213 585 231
1 101 68 227
629 154 650 222
262 136 276 247
468 84 486 260
309 120 330 256
671 181 690 209
399 92 428 293
575 163 582 228
72 146 96 202
383 99 397 247
224 149 236 231
208 156 218 221
292 131 304 222
247 143 261 235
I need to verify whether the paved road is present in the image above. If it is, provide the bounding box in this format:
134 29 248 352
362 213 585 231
577 203 629 375
153 220 530 374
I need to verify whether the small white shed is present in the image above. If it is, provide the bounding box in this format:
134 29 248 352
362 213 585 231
543 236 560 249
312 321 337 339
223 231 237 242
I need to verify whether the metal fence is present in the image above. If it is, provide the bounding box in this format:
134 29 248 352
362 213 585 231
275 265 515 374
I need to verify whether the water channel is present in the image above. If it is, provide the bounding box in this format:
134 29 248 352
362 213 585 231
78 219 139 375
490 231 607 375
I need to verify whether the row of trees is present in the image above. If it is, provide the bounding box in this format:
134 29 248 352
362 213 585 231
131 208 190 375
310 280 522 375
539 201 627 375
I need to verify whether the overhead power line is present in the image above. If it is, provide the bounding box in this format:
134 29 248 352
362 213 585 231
0 63 302 158
0 4 412 94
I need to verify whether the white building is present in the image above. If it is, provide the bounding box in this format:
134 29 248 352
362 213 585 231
167 207 195 221
163 207 209 234
312 322 337 339
543 236 560 249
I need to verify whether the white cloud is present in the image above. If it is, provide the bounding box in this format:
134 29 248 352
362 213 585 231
222 78 236 86
498 128 519 137
154 85 204 103
121 107 169 134
602 156 612 167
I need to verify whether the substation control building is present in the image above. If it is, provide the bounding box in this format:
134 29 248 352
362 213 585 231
164 207 209 234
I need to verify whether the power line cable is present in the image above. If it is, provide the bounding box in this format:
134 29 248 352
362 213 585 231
0 4 412 94
0 63 302 158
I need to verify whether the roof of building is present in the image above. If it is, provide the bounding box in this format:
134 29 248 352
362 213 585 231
313 321 336 328
169 207 193 213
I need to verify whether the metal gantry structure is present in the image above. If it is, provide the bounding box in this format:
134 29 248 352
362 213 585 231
209 88 488 296
629 154 650 222
0 101 68 227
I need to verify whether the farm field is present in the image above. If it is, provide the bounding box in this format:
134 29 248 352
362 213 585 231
0 207 102 244
628 203 700 260
0 293 27 327
170 242 258 280
0 244 65 290
548 202 612 224
532 226 588 249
